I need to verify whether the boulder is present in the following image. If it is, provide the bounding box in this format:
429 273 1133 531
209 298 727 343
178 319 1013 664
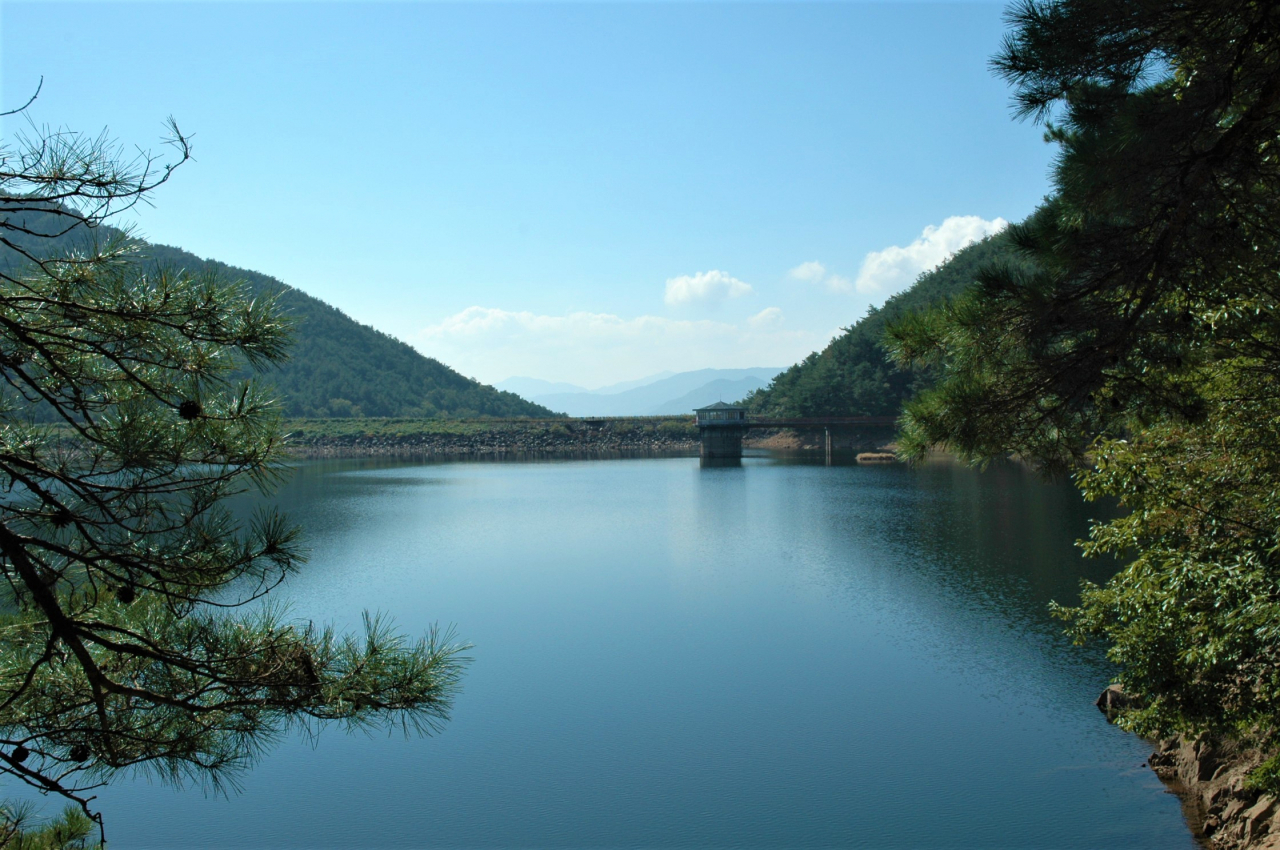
1245 797 1278 844
1095 684 1132 719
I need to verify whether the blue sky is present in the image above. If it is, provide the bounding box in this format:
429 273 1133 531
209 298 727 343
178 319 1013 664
3 1 1052 388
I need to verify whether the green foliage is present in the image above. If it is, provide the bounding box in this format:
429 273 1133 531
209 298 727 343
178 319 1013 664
657 419 696 439
0 803 98 850
323 398 362 419
1055 367 1280 736
746 233 1017 417
1245 752 1280 796
0 117 470 834
0 213 556 422
283 416 499 441
888 0 1280 739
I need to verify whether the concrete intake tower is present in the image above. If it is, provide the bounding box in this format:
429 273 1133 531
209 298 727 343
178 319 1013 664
695 401 748 460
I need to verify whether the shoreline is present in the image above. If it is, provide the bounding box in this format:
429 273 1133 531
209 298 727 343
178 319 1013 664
281 415 895 459
283 416 700 458
1150 734 1280 849
1097 686 1276 848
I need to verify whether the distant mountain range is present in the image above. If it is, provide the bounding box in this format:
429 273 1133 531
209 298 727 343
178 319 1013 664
499 368 784 417
495 377 594 398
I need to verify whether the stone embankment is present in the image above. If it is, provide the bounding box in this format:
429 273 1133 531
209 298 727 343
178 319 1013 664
285 419 700 458
283 417 900 459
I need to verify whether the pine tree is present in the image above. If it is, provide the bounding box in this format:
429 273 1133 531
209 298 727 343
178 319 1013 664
0 94 468 840
888 0 1280 742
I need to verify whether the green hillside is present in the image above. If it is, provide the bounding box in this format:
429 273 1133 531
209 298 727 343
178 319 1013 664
745 232 1018 417
0 212 557 419
139 243 555 418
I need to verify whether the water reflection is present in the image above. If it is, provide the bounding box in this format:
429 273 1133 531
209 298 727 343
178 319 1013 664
78 454 1188 849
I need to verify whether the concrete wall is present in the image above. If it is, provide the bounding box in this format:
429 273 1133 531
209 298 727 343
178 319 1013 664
700 426 744 459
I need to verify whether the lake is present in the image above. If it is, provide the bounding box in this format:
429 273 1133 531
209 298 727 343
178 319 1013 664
86 453 1196 848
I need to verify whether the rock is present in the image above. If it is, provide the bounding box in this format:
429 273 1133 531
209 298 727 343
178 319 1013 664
1150 738 1178 763
1208 783 1233 811
1095 684 1132 718
1179 737 1205 785
1245 797 1277 844
1197 740 1223 782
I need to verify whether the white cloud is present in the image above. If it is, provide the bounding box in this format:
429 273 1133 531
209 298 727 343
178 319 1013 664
788 261 853 294
825 274 852 294
854 215 1008 297
664 270 753 307
417 306 826 388
747 307 783 328
788 261 826 282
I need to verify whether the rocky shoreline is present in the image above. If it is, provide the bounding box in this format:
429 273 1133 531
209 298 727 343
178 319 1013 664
1148 734 1280 849
1095 684 1280 849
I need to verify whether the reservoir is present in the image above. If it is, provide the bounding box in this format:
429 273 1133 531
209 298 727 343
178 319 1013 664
89 454 1196 848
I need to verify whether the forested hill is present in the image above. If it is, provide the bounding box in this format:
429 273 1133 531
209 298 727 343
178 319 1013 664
0 212 557 419
140 243 557 418
745 232 1016 417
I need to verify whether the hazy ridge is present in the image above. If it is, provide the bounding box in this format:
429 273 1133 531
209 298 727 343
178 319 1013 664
504 367 784 417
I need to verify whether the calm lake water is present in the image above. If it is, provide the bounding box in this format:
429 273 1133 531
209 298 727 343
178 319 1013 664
85 453 1196 848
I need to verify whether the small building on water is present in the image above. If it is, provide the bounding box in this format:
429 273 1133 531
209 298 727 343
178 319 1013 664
695 401 748 458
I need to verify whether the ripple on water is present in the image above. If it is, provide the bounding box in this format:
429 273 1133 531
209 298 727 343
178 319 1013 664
69 455 1195 849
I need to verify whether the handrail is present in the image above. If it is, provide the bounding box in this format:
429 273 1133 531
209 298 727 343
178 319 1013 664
744 416 898 427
